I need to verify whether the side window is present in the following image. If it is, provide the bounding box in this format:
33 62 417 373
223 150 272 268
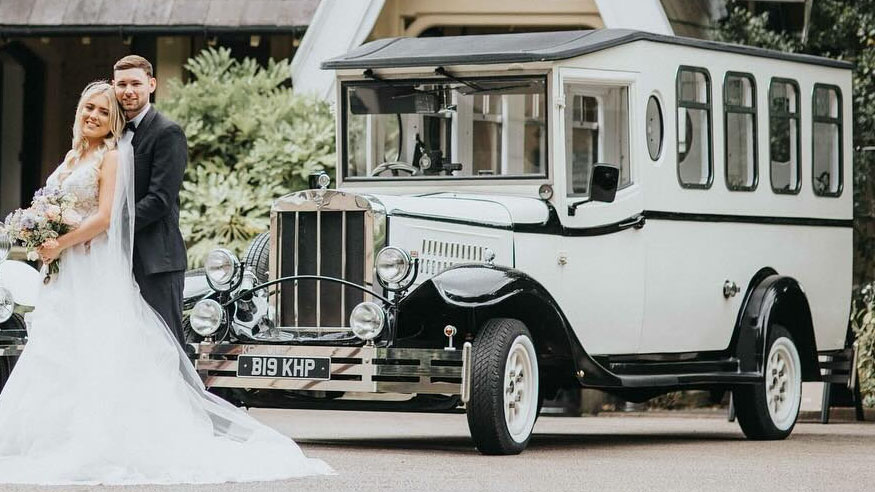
564 84 630 197
676 67 712 188
769 79 800 194
812 84 843 196
724 73 757 191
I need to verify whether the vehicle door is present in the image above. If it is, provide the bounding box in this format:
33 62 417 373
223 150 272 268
553 68 645 356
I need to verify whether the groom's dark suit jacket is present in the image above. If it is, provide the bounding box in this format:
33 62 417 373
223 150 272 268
131 106 188 275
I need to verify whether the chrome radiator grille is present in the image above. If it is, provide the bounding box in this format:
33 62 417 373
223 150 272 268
270 191 382 335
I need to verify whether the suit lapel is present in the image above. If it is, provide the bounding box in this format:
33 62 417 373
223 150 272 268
132 106 158 148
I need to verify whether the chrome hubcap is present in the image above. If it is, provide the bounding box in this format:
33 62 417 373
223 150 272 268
765 337 801 431
502 335 538 443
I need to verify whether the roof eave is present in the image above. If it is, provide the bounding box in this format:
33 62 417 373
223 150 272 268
321 30 854 71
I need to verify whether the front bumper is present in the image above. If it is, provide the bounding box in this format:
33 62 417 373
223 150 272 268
193 342 472 398
0 343 24 356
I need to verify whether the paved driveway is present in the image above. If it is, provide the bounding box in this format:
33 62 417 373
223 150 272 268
3 409 872 491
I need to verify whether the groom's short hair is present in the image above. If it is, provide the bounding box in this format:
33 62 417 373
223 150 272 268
114 55 153 77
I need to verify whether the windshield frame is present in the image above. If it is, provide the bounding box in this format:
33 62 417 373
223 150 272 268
339 72 551 183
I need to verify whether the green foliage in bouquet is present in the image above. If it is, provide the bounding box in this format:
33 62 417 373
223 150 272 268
157 48 336 266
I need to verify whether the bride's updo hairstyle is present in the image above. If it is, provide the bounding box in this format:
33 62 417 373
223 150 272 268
69 80 124 161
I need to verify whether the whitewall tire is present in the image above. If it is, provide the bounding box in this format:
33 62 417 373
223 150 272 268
733 325 802 440
467 318 540 455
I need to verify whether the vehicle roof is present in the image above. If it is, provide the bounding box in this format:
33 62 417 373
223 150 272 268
321 29 852 71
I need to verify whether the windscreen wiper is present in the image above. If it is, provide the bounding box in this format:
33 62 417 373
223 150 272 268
434 66 485 92
434 67 531 94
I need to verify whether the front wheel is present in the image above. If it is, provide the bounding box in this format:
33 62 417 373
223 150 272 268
733 325 802 440
466 318 540 455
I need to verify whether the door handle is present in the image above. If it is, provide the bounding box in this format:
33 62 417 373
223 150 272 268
618 214 646 230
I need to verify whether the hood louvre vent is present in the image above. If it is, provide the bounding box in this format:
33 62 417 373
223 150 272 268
420 239 486 276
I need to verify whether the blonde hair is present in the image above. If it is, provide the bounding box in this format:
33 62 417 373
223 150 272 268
68 80 124 164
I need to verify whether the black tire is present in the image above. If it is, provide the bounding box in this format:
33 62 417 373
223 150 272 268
466 318 540 455
0 312 26 333
0 312 22 394
242 232 270 284
733 325 802 440
0 357 10 395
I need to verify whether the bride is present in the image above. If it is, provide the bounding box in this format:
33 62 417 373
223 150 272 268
0 81 333 484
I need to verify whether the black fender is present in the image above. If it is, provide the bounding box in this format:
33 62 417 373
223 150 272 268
733 270 820 381
395 264 620 387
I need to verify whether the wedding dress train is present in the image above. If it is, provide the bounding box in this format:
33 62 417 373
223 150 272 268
0 140 333 484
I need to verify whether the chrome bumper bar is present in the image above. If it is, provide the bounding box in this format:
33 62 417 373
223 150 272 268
0 344 25 357
193 342 473 397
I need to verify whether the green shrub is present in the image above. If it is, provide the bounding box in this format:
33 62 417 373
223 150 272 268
157 48 336 266
851 285 875 406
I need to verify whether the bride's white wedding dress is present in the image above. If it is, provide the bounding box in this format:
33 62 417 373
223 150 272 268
0 139 332 484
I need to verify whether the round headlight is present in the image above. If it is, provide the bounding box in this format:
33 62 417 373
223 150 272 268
204 248 239 290
0 287 14 323
190 299 223 336
0 230 10 262
349 302 385 341
375 247 411 284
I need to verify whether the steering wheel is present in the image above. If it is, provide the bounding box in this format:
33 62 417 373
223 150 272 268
370 161 419 176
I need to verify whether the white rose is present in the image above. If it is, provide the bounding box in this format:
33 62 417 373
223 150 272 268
26 250 39 262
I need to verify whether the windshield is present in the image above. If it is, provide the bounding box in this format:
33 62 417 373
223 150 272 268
342 75 548 180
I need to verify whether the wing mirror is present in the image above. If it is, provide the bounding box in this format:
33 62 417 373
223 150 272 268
568 164 620 216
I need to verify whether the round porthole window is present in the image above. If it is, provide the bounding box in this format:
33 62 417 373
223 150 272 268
645 95 664 160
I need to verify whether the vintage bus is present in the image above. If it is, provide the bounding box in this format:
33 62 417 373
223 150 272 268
0 29 854 455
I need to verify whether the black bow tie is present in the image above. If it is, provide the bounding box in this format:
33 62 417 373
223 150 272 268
124 122 136 133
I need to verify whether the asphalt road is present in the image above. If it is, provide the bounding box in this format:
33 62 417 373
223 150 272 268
2 409 873 492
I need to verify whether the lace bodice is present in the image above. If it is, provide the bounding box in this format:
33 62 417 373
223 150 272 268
46 148 105 219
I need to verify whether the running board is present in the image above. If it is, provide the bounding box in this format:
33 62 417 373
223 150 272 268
608 358 740 375
616 372 762 388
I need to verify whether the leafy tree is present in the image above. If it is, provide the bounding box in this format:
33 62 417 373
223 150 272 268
158 48 335 265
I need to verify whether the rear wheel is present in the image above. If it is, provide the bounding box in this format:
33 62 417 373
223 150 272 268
466 318 540 455
733 325 802 440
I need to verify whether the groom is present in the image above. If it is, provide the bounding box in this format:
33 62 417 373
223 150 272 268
113 55 188 347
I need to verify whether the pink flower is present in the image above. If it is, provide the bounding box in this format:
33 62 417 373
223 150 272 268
44 204 61 221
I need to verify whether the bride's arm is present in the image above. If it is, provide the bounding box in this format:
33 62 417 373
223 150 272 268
39 150 119 261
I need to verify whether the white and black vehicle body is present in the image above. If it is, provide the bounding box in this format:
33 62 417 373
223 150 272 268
0 234 40 393
7 30 855 455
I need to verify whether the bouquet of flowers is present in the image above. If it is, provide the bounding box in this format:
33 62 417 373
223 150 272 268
1 187 82 282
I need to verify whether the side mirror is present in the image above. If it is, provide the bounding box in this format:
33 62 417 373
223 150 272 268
568 163 620 216
589 163 620 203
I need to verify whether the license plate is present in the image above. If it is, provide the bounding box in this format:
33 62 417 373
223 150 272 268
236 355 331 380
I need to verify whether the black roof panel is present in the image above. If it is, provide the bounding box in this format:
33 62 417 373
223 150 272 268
322 29 852 70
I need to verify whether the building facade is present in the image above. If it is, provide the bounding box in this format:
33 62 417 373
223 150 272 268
0 0 318 218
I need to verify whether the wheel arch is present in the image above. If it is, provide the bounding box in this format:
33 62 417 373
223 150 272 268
733 269 820 381
395 264 619 388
